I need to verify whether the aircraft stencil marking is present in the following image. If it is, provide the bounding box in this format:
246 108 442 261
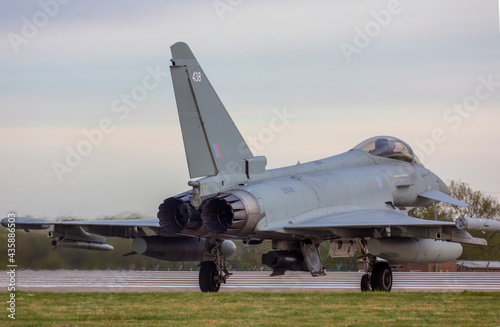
192 71 201 82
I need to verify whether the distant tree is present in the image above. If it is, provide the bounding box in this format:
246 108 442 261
55 215 81 221
320 242 360 272
409 180 500 221
227 241 273 271
445 180 500 220
408 204 451 222
410 180 500 261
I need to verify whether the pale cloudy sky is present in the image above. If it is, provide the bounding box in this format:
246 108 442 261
1 0 499 219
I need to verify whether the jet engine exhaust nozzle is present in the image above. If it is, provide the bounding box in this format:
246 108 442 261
158 194 201 233
201 190 262 235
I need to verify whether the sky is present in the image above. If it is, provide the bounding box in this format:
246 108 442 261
1 0 499 219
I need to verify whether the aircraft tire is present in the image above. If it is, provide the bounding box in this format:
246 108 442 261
360 274 370 292
370 262 392 292
199 261 221 292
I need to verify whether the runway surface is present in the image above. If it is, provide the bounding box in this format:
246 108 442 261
2 270 500 292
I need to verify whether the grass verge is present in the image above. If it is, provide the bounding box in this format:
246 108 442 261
1 292 499 326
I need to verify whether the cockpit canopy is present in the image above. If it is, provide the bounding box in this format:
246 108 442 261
353 136 421 164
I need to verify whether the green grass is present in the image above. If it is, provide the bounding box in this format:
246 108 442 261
1 292 499 326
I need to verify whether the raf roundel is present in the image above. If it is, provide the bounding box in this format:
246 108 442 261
376 176 383 189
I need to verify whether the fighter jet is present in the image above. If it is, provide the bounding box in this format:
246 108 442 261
3 42 499 292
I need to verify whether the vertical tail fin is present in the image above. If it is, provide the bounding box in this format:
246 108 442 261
170 42 253 178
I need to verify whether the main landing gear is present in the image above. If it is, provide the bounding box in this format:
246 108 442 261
359 241 392 292
198 239 232 292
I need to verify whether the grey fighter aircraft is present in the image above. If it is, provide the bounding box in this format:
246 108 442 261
3 42 500 292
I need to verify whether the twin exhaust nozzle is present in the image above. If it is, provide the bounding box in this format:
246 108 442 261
157 190 262 236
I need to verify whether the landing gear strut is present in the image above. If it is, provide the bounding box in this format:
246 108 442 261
359 240 392 292
198 239 232 292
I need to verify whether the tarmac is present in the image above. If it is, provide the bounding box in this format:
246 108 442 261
2 270 500 292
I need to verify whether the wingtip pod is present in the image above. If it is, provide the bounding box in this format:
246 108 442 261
455 217 500 232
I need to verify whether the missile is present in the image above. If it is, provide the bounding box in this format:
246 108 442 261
51 240 114 251
455 217 500 232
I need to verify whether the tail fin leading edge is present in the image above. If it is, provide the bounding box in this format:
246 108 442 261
170 42 253 178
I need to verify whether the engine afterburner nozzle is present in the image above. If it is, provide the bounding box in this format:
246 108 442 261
200 190 262 235
158 194 201 233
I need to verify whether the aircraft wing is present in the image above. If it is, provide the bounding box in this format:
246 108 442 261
257 208 493 245
283 209 455 229
1 216 160 230
1 216 163 251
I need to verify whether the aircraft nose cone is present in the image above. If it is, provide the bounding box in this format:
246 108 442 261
436 176 451 195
